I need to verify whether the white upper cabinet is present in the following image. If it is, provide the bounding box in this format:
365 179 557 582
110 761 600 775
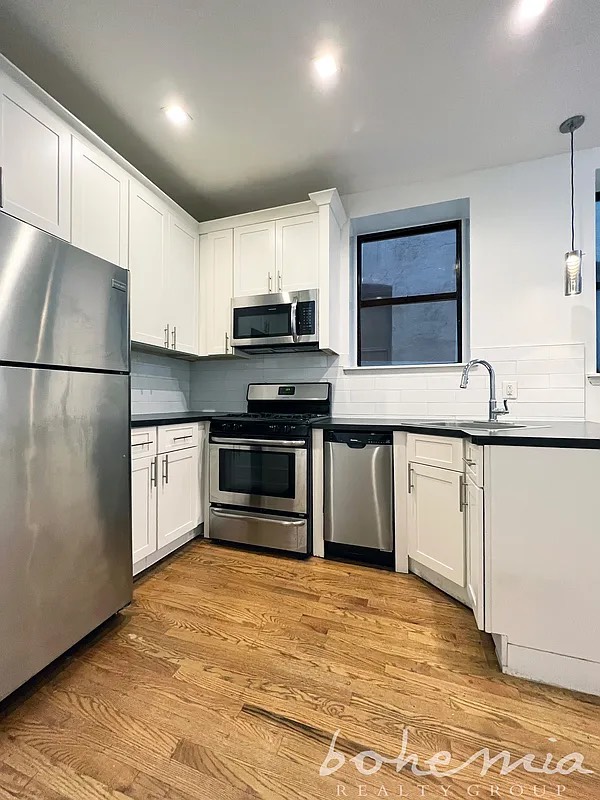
0 73 71 239
129 180 168 348
233 220 276 297
167 214 199 355
71 137 128 266
276 213 319 292
407 462 466 587
200 229 234 356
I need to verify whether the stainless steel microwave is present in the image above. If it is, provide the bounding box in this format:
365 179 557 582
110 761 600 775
231 290 319 352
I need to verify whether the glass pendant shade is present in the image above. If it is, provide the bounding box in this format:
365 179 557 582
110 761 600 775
564 250 582 296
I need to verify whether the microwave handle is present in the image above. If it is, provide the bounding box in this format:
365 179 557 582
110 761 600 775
291 298 298 343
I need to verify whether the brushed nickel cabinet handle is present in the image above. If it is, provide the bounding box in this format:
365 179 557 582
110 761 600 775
268 272 272 292
172 326 177 349
225 332 229 353
150 457 157 488
278 272 282 291
162 454 169 484
164 324 170 348
459 475 467 512
407 464 414 493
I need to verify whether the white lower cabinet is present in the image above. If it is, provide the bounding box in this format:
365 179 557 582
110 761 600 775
157 447 199 549
407 461 466 588
465 474 485 629
131 424 203 575
131 454 158 562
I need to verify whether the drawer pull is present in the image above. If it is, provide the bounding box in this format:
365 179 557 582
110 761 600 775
132 441 150 447
173 435 192 441
465 458 477 467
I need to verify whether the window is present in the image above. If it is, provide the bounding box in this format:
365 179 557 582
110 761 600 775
596 192 600 372
357 221 462 367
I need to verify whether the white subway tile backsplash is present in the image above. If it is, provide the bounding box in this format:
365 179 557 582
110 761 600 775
131 350 191 414
186 343 586 422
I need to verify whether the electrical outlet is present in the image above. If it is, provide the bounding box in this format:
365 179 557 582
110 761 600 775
502 381 518 400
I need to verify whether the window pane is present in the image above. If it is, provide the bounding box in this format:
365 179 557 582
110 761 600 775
360 300 458 366
360 228 458 299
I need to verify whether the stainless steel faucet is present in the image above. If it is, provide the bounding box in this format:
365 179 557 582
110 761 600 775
460 359 509 422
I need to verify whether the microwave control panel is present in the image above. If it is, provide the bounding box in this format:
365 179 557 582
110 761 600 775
296 301 316 335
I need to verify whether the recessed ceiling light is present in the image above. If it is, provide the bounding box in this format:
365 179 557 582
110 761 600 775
313 54 339 81
519 0 550 18
162 105 192 126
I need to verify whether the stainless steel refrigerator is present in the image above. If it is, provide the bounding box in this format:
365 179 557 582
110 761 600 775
0 211 132 701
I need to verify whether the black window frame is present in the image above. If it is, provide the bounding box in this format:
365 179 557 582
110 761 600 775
356 220 463 367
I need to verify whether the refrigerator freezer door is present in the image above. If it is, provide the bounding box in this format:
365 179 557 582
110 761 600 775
0 366 132 700
0 211 129 372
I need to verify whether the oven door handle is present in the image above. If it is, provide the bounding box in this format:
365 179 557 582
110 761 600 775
211 436 306 447
211 509 305 526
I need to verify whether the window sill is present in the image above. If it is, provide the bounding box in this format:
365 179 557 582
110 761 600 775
344 363 468 375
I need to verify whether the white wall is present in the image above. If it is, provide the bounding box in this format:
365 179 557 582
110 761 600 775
131 350 191 414
186 146 600 421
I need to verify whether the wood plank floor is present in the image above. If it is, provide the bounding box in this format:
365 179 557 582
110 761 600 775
1 540 599 799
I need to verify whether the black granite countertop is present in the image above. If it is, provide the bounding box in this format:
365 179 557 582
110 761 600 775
131 411 226 428
312 417 600 448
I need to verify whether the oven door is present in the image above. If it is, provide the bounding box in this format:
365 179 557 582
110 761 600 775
210 438 307 514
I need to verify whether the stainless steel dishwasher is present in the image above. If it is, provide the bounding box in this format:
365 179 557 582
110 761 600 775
324 430 394 567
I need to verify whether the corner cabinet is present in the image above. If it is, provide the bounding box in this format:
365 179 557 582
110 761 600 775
199 229 234 356
407 461 466 587
0 73 71 239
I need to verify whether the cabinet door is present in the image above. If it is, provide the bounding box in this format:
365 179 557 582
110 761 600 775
131 455 157 562
276 213 319 292
168 214 199 355
466 476 485 629
0 74 71 239
407 462 465 587
157 447 199 549
200 229 233 355
233 220 275 297
129 181 168 348
71 137 128 266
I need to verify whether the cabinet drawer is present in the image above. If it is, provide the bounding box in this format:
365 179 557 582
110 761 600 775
158 423 199 453
464 440 483 487
407 433 464 472
131 427 157 459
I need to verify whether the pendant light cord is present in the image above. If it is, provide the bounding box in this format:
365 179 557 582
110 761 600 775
570 127 575 252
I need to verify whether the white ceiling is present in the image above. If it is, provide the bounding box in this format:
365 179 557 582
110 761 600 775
0 0 599 219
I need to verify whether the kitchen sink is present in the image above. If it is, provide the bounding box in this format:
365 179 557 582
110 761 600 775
417 419 528 431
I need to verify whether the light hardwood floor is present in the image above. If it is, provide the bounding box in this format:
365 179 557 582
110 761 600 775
1 540 599 799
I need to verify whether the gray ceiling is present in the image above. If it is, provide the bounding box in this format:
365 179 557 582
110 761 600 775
1 0 599 220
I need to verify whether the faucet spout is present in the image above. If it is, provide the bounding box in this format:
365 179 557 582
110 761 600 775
459 359 509 423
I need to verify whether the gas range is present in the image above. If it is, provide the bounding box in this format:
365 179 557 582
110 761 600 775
210 383 332 439
208 383 332 556
211 411 329 438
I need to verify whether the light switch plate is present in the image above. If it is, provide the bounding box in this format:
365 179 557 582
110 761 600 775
502 380 518 400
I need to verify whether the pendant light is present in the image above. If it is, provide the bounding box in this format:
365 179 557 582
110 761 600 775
559 114 585 295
